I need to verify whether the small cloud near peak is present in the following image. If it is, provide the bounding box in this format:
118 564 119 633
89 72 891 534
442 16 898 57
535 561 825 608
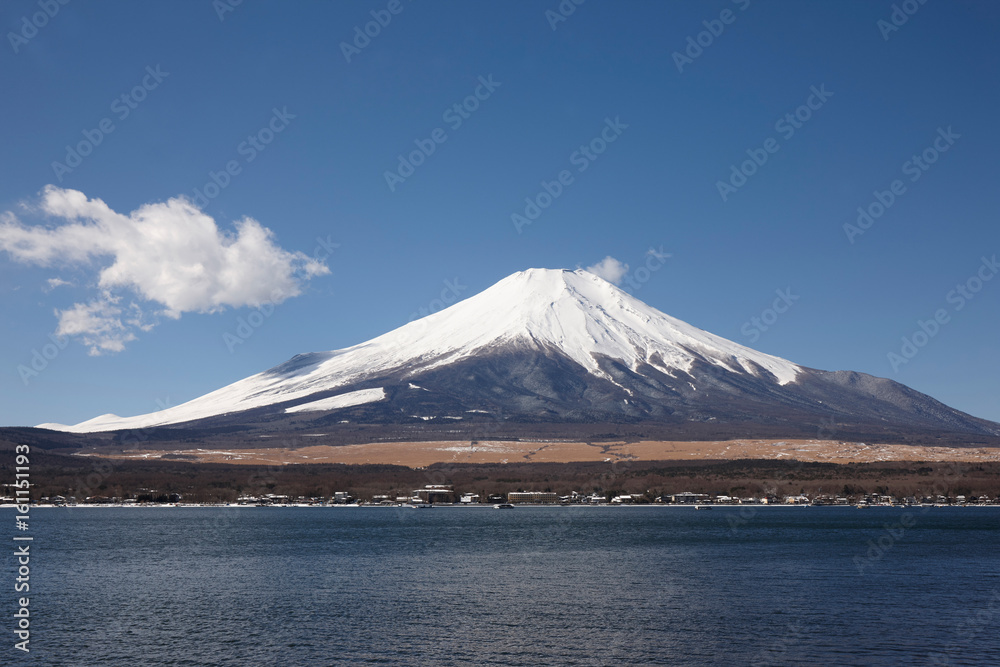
585 256 629 285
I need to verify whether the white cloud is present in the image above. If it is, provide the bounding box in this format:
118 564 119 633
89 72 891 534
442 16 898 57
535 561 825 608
0 186 330 354
585 256 629 285
44 277 74 291
54 296 142 355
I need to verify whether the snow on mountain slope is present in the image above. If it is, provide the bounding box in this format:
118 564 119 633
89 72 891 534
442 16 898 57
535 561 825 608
40 268 802 433
284 387 386 413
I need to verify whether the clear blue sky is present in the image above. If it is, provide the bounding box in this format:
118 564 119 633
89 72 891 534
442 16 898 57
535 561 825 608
1 0 998 427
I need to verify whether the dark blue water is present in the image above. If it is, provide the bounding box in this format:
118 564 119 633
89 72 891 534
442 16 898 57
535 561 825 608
5 506 999 665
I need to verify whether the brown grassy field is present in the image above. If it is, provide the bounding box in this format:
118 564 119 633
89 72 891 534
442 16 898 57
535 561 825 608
87 438 1000 468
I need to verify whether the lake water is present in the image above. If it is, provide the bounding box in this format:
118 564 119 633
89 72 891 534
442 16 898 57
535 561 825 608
6 506 1000 665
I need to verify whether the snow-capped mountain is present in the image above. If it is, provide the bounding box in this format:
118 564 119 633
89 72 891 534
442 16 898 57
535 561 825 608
39 268 999 439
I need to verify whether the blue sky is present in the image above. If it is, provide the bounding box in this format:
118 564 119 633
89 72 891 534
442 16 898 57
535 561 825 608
1 0 998 427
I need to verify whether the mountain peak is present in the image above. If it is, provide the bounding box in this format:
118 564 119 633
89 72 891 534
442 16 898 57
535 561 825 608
488 267 606 300
432 266 802 385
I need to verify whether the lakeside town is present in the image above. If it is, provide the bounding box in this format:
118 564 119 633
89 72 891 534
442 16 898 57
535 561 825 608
5 483 1000 508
